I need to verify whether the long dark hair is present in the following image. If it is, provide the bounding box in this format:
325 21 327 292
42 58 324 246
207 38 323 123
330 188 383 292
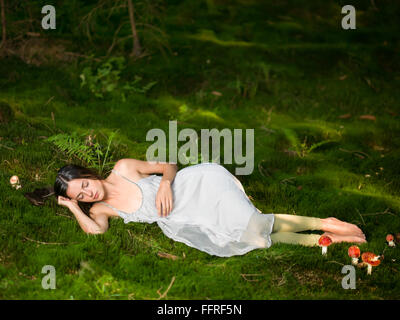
54 164 104 216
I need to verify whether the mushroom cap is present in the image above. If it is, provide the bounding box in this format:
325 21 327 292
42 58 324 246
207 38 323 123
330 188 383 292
361 252 381 266
10 175 19 184
386 234 394 241
348 245 360 258
318 235 332 246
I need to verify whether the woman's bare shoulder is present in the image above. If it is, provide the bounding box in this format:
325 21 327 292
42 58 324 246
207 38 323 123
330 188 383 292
112 159 149 181
113 159 126 171
90 202 114 219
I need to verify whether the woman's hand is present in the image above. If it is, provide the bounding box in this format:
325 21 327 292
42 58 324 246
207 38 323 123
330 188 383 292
155 180 173 217
58 196 78 210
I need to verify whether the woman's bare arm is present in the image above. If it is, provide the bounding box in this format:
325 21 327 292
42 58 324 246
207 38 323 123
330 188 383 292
68 204 108 234
117 159 178 216
117 158 178 181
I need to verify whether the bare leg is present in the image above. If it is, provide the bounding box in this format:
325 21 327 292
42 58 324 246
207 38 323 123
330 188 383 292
270 232 321 247
270 231 366 247
273 214 366 239
272 214 323 233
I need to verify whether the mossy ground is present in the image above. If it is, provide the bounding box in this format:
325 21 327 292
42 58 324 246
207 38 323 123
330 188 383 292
0 0 399 299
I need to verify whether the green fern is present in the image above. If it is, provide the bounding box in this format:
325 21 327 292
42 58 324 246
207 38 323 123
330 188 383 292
282 128 301 156
80 57 157 100
282 128 337 157
46 132 97 165
45 130 119 175
307 139 337 153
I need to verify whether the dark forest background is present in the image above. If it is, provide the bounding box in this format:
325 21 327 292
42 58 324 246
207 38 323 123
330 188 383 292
0 0 399 299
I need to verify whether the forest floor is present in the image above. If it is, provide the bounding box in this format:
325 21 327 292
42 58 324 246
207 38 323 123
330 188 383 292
0 0 399 299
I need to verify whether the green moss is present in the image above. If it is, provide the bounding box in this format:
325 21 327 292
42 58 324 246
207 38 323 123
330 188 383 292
0 0 399 300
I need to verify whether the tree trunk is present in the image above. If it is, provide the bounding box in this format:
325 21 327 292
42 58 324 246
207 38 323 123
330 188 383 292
0 0 6 48
127 0 141 57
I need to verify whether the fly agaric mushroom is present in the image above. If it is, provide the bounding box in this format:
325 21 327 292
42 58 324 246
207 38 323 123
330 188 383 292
318 235 332 255
386 234 396 247
348 246 361 266
361 252 381 275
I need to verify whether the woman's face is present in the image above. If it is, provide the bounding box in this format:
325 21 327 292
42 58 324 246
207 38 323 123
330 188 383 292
66 178 103 202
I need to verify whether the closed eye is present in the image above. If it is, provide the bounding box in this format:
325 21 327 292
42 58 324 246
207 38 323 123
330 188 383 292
78 181 89 200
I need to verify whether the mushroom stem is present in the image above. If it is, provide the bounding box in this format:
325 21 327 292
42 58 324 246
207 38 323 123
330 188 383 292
367 264 372 275
321 246 327 255
388 241 396 247
351 257 359 266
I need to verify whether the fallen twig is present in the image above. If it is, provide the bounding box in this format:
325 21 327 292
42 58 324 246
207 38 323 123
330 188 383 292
127 229 164 251
384 181 393 187
259 126 275 134
274 263 296 286
355 208 366 226
23 236 74 245
64 51 102 62
127 229 134 238
157 276 176 300
44 96 54 106
361 208 398 217
18 272 37 280
327 260 345 266
258 160 271 178
0 143 14 150
55 212 74 219
240 273 265 282
338 148 369 159
280 177 296 185
157 251 179 260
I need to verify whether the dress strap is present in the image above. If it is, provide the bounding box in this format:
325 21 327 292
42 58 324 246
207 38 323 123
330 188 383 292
108 169 145 215
99 201 120 213
112 169 139 186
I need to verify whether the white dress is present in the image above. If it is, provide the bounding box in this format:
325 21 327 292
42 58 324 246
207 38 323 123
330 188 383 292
100 162 275 257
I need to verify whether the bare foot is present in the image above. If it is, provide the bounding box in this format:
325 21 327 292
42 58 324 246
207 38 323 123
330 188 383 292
322 232 367 244
322 217 366 238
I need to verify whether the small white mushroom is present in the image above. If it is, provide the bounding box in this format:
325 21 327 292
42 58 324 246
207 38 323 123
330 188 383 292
348 246 361 266
361 252 381 275
318 235 333 256
10 175 21 189
386 234 396 247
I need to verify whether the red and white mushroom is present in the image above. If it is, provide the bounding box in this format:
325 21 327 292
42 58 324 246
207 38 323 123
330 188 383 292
9 175 21 190
348 246 361 266
386 234 396 247
361 252 381 275
318 235 332 255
